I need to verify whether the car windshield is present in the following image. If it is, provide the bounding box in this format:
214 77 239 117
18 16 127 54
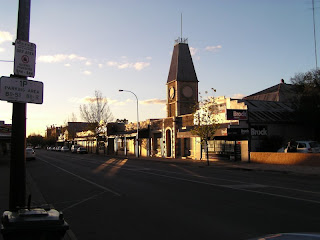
26 148 33 152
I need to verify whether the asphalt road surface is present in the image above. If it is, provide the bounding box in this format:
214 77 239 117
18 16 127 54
26 150 320 240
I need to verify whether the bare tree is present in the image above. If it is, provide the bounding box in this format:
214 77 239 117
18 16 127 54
80 90 114 152
191 88 219 166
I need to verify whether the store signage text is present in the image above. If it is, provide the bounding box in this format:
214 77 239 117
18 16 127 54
251 126 268 136
226 109 248 120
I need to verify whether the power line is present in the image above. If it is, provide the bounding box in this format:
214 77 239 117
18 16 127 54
0 60 14 62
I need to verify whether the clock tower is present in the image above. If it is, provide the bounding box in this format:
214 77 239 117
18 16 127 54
167 38 199 117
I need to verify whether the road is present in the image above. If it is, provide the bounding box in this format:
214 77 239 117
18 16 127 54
26 150 320 240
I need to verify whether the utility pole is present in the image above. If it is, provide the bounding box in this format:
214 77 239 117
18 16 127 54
9 0 30 210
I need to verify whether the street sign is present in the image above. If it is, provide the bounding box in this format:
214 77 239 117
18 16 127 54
14 39 36 77
0 76 43 104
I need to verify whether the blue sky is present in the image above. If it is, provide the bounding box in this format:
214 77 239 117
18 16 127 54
0 0 318 136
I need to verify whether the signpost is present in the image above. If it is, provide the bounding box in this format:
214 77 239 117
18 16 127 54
14 39 36 78
0 0 44 211
0 76 43 104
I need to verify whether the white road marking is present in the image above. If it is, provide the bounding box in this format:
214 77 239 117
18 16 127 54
62 191 108 211
40 158 121 197
38 153 320 204
125 168 320 205
222 184 267 189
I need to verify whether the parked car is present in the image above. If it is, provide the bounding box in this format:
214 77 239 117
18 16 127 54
26 148 35 160
61 146 69 152
77 147 88 154
55 146 62 152
284 140 320 153
71 145 80 153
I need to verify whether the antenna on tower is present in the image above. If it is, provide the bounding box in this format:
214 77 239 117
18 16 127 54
181 12 183 40
175 13 188 44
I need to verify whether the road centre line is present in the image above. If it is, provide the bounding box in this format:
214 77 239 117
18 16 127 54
39 158 121 197
49 158 320 195
125 168 320 204
40 153 320 199
70 155 320 204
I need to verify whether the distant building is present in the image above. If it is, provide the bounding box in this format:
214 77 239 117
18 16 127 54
243 79 297 103
105 38 313 161
46 125 62 140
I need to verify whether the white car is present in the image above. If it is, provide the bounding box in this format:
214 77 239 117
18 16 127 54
61 146 69 152
284 141 320 153
71 145 80 153
26 148 36 160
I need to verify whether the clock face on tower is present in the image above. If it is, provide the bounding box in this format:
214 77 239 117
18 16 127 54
182 86 193 98
169 87 175 99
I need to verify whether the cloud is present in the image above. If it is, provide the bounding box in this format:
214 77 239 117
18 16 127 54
0 48 4 53
118 63 130 69
107 61 118 67
134 62 150 71
98 64 103 68
205 45 222 52
68 97 82 103
140 98 166 105
232 93 245 99
72 96 120 105
64 63 71 67
85 61 92 66
81 96 108 103
0 31 13 44
38 54 87 63
107 60 150 71
189 47 198 56
189 47 200 60
82 70 91 75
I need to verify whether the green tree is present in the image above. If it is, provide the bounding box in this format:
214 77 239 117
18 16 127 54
44 136 56 147
27 134 44 148
290 68 320 141
80 90 113 153
191 89 219 166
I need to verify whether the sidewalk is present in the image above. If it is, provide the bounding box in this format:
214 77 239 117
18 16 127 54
109 154 320 177
0 155 76 240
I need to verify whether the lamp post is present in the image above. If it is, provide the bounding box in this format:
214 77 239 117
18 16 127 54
119 89 139 157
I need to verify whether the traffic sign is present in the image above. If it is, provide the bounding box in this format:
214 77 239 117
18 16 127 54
0 76 43 104
14 39 36 77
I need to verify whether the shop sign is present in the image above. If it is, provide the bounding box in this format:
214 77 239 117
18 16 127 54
251 126 268 136
226 109 248 120
227 128 249 136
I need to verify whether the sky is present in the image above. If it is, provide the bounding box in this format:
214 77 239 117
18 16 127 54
0 0 319 136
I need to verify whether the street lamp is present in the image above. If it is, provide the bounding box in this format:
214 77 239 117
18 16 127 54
119 89 139 157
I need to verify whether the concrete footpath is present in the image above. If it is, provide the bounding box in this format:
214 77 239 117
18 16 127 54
0 153 319 239
111 154 320 177
0 155 76 240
